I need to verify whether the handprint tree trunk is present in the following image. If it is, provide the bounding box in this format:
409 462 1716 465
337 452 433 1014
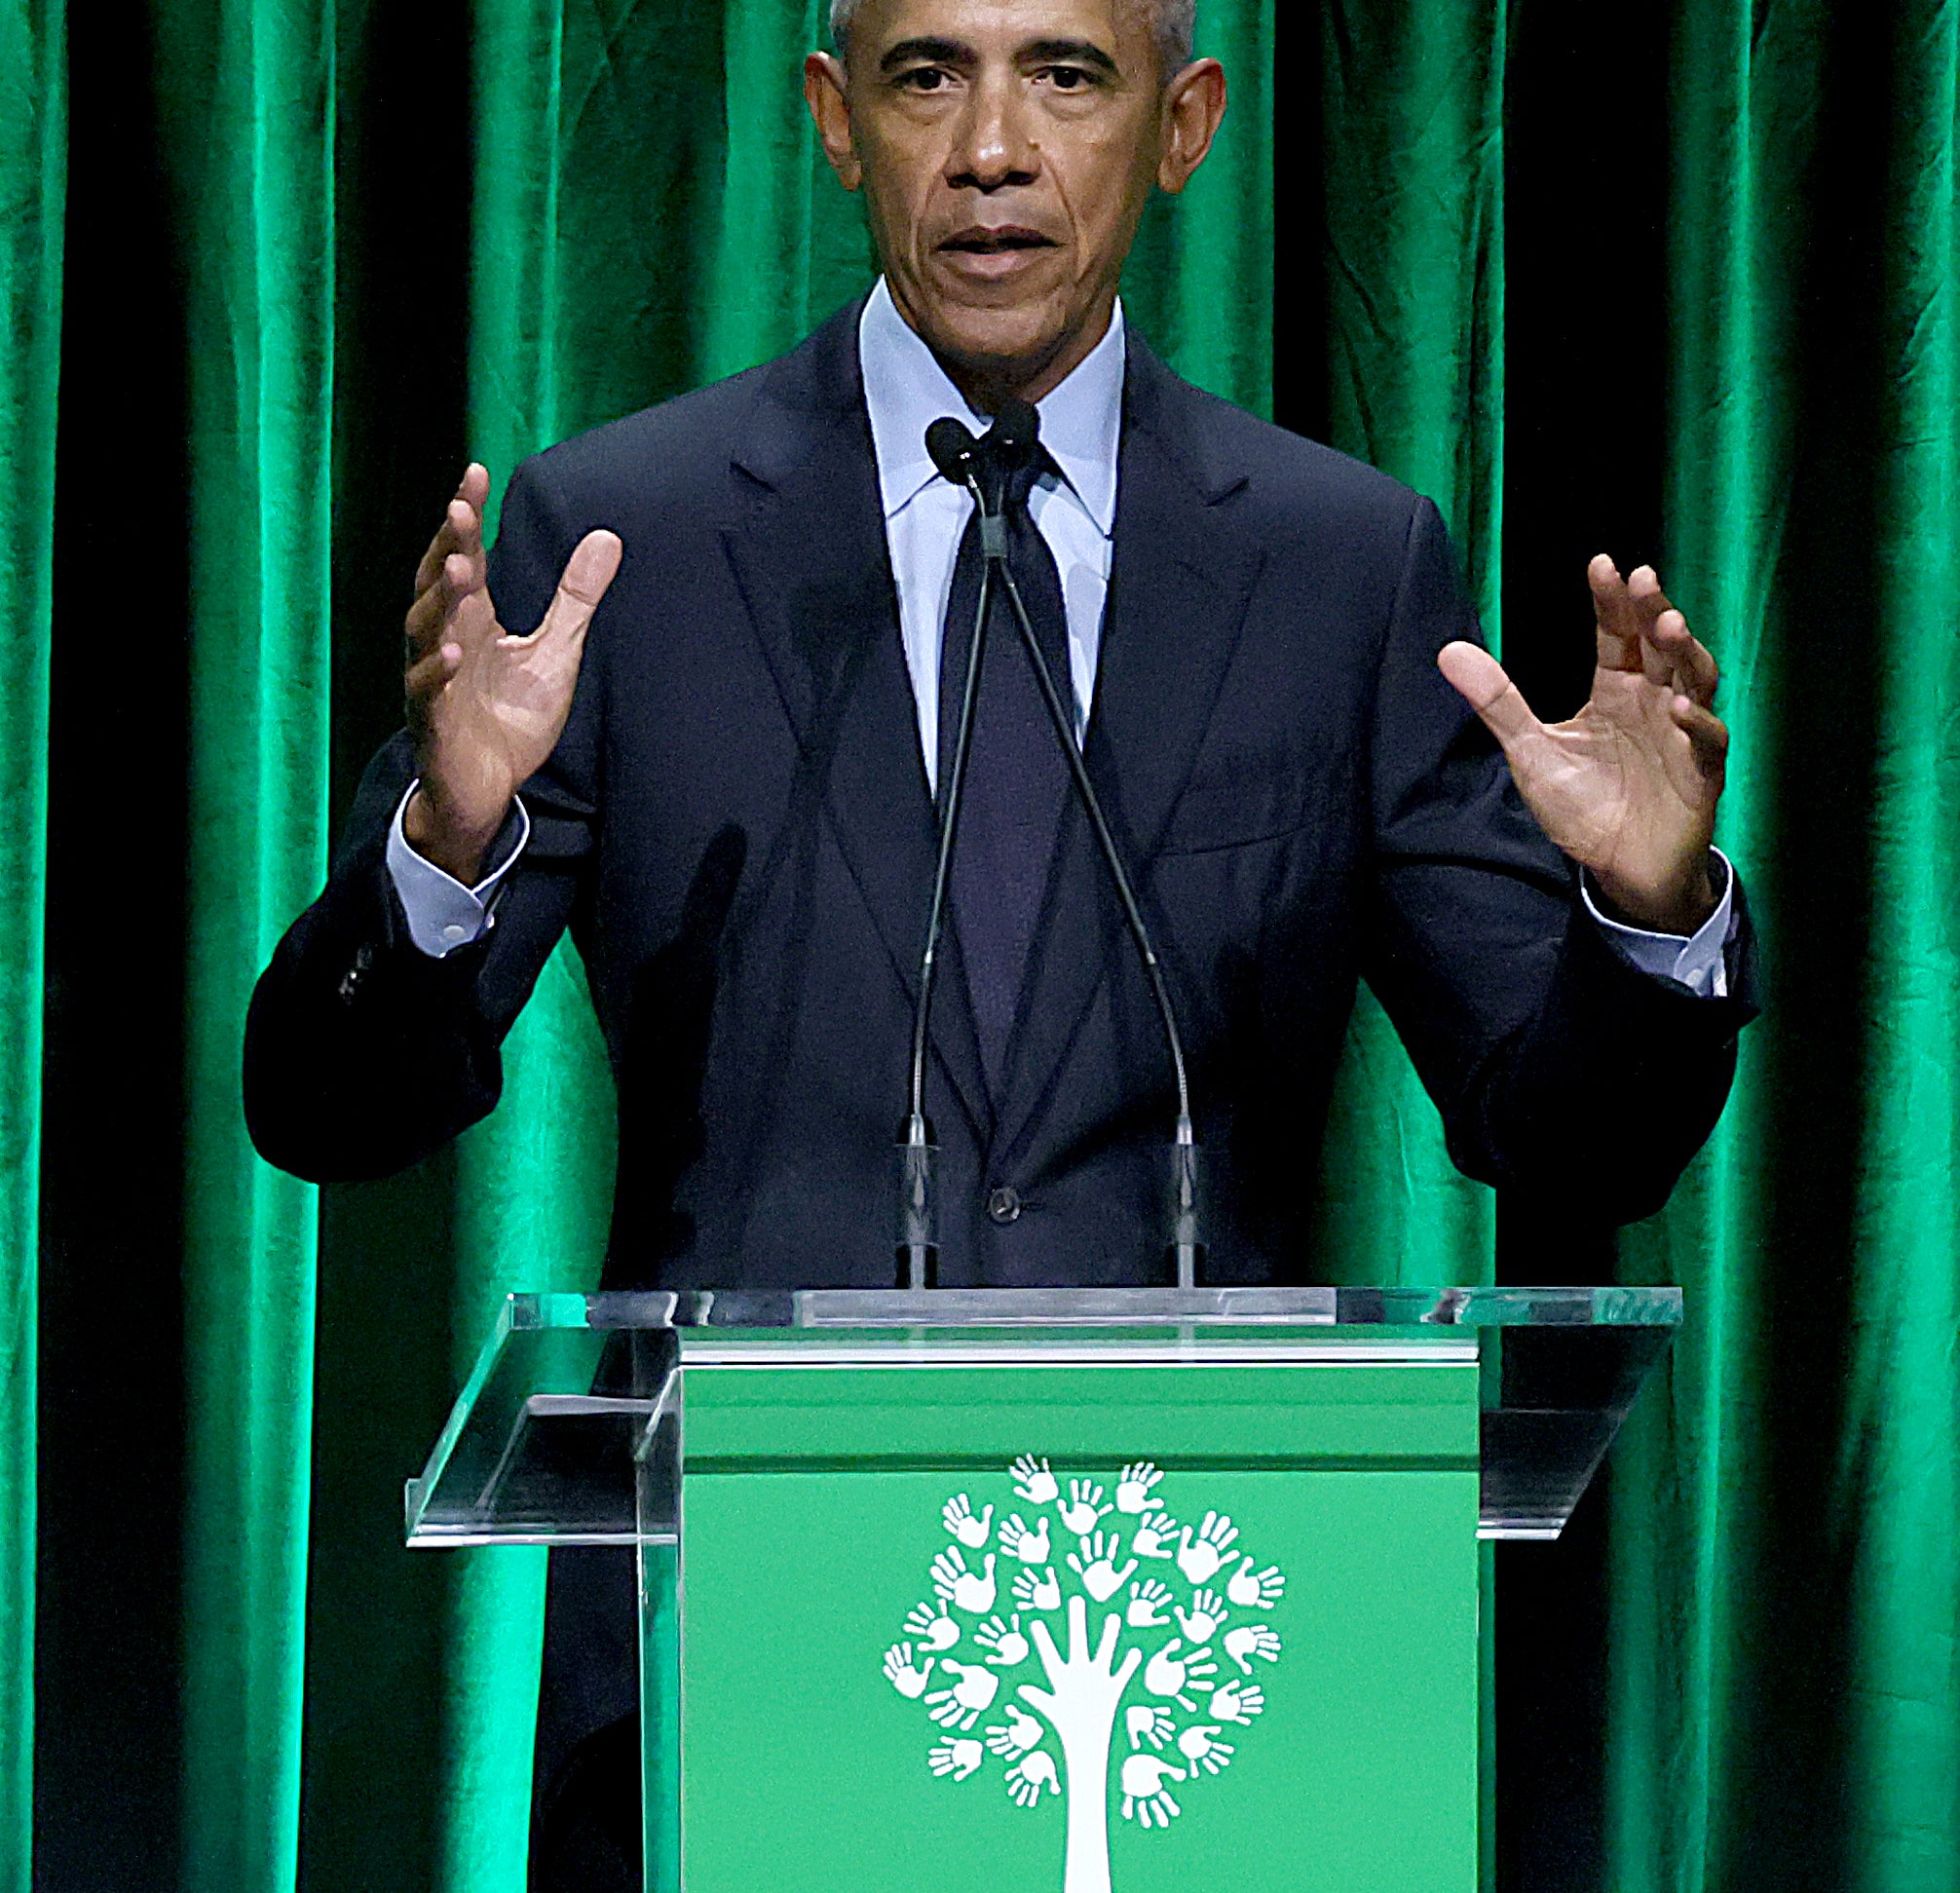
1020 1600 1142 1893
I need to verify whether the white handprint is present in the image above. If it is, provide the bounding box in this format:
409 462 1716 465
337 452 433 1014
1009 1455 1059 1505
1208 1681 1265 1724
928 1737 984 1780
1119 1754 1186 1827
1143 1637 1219 1712
903 1601 961 1652
1126 1703 1176 1750
1004 1749 1060 1806
925 1659 999 1728
883 1642 935 1699
930 1547 998 1614
1067 1531 1138 1603
1225 1555 1287 1609
1177 1724 1235 1775
1176 1510 1240 1584
1127 1577 1174 1627
1114 1461 1165 1514
974 1613 1031 1667
1058 1478 1111 1535
1175 1587 1227 1644
941 1495 994 1549
1012 1566 1063 1611
1130 1513 1179 1559
998 1513 1052 1565
1223 1623 1283 1672
985 1705 1044 1756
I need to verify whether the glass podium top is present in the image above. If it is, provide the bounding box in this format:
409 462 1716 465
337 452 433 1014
405 1285 1680 1548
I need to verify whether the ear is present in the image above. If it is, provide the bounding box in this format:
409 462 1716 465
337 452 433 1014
805 52 863 191
1155 57 1226 195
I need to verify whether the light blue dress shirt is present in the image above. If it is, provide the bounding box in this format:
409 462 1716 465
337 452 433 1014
387 278 1736 996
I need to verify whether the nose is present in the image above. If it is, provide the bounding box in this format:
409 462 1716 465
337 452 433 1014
946 68 1038 192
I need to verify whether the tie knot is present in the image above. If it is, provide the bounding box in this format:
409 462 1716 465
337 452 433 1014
973 433 1051 514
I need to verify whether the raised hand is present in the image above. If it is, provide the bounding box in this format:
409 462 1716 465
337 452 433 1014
1223 1624 1282 1673
1437 557 1727 933
1126 1577 1174 1627
1114 1461 1164 1514
1119 1754 1186 1827
928 1736 984 1780
1012 1566 1064 1612
1067 1531 1137 1603
1175 1588 1227 1644
1177 1724 1235 1775
402 463 623 882
942 1495 994 1549
1225 1556 1286 1609
1058 1479 1111 1535
904 1601 961 1652
1126 1704 1176 1750
1176 1512 1238 1584
1207 1681 1264 1724
1130 1513 1179 1560
985 1705 1045 1756
999 1513 1052 1565
931 1548 999 1615
884 1642 936 1699
1005 1750 1061 1805
925 1659 1000 1728
1010 1455 1059 1505
974 1612 1032 1667
1018 1597 1145 1752
1144 1637 1218 1712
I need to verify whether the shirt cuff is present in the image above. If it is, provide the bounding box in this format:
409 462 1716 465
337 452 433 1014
385 781 531 958
1581 848 1737 999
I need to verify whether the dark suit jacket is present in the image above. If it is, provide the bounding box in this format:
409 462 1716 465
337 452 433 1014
245 302 1756 1284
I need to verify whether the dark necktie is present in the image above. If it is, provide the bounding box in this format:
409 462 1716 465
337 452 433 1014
936 454 1075 1101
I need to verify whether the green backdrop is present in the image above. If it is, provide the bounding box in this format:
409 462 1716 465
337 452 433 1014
9 1 1960 1890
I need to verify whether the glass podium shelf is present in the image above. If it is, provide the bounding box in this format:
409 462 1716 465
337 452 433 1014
404 1284 1679 1548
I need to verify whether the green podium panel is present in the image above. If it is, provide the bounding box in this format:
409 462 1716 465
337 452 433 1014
406 1286 1682 1892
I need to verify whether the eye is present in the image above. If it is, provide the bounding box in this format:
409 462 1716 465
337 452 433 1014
895 64 953 93
1040 64 1097 92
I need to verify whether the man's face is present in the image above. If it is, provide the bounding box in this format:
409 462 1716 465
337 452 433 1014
808 0 1221 398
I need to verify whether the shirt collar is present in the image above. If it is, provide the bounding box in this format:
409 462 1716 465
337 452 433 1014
858 275 1124 536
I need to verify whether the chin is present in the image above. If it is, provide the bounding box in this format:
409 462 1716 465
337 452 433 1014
919 298 1071 380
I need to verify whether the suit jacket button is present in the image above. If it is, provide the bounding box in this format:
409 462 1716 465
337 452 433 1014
988 1187 1022 1225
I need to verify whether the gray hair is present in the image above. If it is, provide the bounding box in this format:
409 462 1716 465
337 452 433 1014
828 0 1196 77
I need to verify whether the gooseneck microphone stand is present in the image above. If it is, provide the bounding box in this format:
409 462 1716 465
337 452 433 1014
896 402 1205 1293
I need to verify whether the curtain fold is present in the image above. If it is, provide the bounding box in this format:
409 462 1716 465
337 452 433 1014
0 4 62 1888
152 1 337 1886
1307 0 1507 1288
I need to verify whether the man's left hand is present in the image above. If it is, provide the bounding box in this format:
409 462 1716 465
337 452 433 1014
1438 556 1727 935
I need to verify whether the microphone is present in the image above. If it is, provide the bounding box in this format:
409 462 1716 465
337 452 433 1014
900 403 1206 1291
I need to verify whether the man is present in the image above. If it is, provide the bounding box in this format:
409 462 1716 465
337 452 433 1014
246 0 1754 1878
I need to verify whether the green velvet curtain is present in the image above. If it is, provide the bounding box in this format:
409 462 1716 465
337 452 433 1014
14 2 1960 1890
0 5 61 1890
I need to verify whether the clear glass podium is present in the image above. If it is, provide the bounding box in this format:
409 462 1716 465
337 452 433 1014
408 1286 1679 1893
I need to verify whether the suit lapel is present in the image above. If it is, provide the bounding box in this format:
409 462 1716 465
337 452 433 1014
718 308 991 1143
992 342 1266 1167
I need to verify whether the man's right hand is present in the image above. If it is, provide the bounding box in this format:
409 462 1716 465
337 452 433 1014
401 463 623 884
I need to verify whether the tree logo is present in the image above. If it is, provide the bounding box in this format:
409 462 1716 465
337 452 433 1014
881 1458 1286 1893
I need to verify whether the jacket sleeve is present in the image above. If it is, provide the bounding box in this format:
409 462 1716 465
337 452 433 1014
1360 498 1759 1225
242 456 601 1183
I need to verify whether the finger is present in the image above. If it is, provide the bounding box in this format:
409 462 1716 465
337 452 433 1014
528 529 624 646
1670 694 1730 775
412 466 490 596
1625 566 1677 687
1589 554 1644 671
404 639 461 703
1647 605 1720 706
1437 641 1545 750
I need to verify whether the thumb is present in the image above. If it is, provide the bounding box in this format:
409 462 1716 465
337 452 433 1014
1437 640 1542 750
533 528 624 641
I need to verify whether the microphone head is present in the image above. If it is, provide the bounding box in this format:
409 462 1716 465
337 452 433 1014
986 398 1040 464
924 417 980 486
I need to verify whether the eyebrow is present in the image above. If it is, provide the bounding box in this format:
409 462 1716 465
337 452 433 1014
878 34 1121 78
